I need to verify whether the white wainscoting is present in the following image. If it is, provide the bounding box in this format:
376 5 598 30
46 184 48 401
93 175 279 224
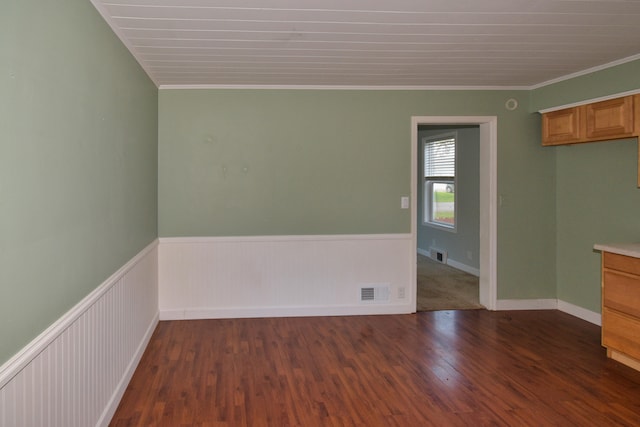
0 240 159 427
159 234 414 320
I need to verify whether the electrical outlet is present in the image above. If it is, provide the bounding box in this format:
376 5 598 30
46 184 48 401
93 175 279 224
398 287 406 299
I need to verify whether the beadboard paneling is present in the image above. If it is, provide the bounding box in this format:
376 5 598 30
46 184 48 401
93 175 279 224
0 241 159 427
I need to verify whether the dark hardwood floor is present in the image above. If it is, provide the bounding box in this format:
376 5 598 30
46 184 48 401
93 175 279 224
110 310 640 426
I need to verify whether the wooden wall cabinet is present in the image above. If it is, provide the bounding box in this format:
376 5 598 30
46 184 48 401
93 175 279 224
601 251 640 371
541 95 636 146
541 107 582 146
585 96 635 140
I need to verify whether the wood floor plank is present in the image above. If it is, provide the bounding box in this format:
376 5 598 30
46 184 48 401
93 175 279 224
110 310 640 426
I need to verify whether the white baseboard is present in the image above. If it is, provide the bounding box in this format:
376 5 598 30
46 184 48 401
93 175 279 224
447 258 480 277
417 247 430 257
495 298 601 326
495 299 558 310
160 303 413 321
417 247 480 277
0 240 159 427
557 300 601 326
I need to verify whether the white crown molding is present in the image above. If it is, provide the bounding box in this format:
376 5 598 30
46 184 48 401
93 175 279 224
158 84 530 91
538 88 640 114
531 53 640 90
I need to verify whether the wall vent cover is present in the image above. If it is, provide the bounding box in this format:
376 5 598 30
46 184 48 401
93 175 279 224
360 285 390 303
429 247 448 264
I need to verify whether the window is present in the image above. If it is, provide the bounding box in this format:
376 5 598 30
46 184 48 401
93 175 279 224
423 133 456 230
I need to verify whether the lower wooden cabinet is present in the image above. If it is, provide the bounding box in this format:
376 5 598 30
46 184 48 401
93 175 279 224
602 251 640 371
602 308 640 363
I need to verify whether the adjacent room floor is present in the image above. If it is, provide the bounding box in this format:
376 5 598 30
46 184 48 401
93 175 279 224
417 253 483 311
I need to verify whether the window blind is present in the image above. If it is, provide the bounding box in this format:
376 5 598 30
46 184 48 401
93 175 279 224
424 137 455 177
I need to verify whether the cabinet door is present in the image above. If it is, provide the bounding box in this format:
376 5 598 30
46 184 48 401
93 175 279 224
636 95 640 188
541 107 582 146
602 308 640 362
635 94 640 136
585 96 634 140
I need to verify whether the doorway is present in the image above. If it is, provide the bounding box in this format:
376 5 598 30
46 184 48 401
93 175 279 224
410 116 497 311
417 125 481 310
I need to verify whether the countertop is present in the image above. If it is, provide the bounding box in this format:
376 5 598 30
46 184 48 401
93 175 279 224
594 243 640 258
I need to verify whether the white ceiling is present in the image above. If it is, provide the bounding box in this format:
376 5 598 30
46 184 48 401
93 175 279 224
90 0 640 88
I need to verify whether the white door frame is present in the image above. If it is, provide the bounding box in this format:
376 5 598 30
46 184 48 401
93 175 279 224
411 116 498 310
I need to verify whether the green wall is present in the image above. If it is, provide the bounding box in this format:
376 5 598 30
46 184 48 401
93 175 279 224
532 59 640 313
159 88 557 300
556 139 639 311
159 90 413 236
417 126 480 270
0 0 158 364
